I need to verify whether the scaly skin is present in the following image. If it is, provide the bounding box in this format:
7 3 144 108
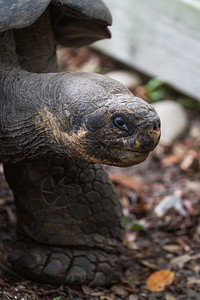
1 8 160 285
4 157 124 286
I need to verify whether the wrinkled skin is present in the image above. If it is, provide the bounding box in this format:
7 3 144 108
0 6 160 286
46 72 160 167
0 62 160 166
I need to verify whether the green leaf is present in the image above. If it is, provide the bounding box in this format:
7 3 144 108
124 215 130 226
146 78 164 92
129 222 145 231
145 77 166 102
148 90 165 102
53 296 62 300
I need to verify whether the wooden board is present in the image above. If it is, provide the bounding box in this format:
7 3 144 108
94 0 200 100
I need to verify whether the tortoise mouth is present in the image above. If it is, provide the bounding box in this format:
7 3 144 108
99 137 155 154
105 149 149 167
99 124 160 154
95 140 150 167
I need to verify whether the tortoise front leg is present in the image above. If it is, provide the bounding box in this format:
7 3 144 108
4 157 124 286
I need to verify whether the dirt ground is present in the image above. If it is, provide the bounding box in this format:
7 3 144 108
0 48 200 300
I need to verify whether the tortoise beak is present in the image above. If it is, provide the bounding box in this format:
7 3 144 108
134 117 161 152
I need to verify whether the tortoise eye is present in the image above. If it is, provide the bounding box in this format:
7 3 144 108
113 116 129 132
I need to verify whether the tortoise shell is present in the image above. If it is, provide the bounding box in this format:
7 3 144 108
0 0 112 47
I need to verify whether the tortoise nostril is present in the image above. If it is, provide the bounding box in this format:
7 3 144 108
153 121 161 132
153 125 157 131
150 120 161 133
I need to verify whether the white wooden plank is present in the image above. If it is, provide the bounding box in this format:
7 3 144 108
94 0 200 100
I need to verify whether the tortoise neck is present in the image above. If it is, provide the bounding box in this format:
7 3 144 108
0 30 19 67
14 7 57 73
0 28 63 163
0 7 57 73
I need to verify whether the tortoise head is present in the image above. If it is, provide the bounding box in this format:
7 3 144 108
83 95 160 167
37 72 160 167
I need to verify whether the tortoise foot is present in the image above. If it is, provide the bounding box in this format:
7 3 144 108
8 242 120 286
5 158 124 286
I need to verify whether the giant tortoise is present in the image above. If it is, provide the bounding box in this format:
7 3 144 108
0 0 160 286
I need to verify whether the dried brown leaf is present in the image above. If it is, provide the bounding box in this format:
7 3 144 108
109 173 145 196
81 285 95 295
0 279 10 287
162 244 182 253
146 270 174 292
183 199 196 215
165 292 176 300
91 292 105 296
128 295 138 300
134 86 149 101
100 296 114 300
161 154 180 167
110 285 129 297
140 260 158 270
187 277 200 287
170 254 192 268
123 232 137 248
180 150 199 171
